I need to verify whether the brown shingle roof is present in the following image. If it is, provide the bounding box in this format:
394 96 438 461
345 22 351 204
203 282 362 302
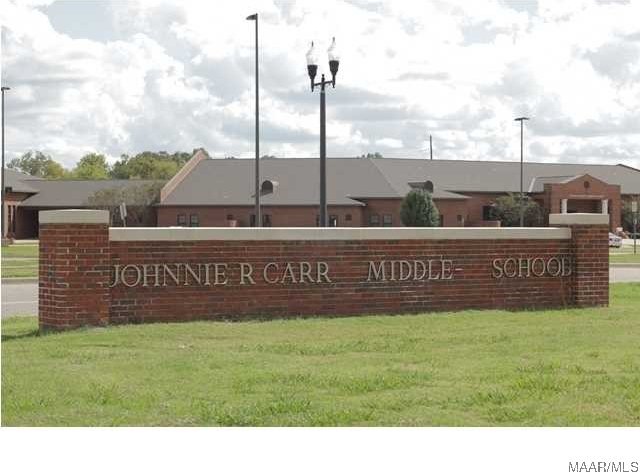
159 157 640 206
20 179 162 207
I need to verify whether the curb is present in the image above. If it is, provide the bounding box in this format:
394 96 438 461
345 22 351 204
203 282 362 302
1 277 38 284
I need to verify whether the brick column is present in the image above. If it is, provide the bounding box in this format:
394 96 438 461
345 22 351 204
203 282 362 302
549 213 609 308
39 210 110 331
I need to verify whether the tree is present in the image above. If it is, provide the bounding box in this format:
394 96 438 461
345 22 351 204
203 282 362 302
400 189 440 227
86 181 163 226
42 160 67 179
7 151 68 178
73 153 110 179
109 154 132 179
490 194 544 227
108 150 196 179
359 152 383 159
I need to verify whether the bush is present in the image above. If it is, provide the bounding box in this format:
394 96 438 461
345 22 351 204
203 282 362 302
490 194 544 227
400 189 440 227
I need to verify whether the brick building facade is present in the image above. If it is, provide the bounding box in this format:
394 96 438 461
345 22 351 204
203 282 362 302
4 152 639 238
156 151 639 231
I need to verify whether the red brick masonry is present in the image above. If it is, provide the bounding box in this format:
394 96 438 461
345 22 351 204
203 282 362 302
39 223 110 330
38 211 610 331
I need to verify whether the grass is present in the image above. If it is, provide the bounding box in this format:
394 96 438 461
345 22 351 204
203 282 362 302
1 244 38 278
2 283 640 426
610 246 640 264
1 244 38 259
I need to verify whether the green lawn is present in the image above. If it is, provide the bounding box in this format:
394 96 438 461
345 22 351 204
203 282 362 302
1 244 38 258
1 244 38 278
2 283 639 426
610 246 640 264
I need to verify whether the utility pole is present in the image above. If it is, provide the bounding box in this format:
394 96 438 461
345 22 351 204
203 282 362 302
429 134 433 160
1 86 9 239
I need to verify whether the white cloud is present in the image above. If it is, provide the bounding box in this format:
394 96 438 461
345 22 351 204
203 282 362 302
0 0 639 170
375 137 402 149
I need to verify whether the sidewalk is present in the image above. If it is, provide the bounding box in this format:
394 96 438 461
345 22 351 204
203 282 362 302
2 277 38 284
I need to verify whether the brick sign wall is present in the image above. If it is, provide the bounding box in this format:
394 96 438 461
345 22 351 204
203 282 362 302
38 211 610 331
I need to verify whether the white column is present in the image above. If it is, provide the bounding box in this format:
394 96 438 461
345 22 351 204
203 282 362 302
601 199 608 215
561 199 568 214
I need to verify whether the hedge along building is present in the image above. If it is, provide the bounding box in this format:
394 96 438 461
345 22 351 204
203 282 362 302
157 150 640 231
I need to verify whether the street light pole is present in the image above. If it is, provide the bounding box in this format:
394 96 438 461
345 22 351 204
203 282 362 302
1 86 9 239
246 13 260 227
319 75 326 227
514 116 529 227
633 198 638 256
307 38 339 227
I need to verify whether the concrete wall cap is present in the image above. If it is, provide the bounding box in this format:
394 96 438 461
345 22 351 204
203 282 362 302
549 213 610 225
110 226 571 241
39 209 110 224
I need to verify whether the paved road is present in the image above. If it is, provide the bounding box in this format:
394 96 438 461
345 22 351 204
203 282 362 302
1 282 38 318
2 269 639 318
610 267 640 283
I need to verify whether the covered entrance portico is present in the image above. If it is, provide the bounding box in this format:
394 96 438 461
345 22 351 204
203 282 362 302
542 174 621 231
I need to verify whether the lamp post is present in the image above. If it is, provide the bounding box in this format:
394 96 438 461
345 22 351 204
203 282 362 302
1 86 9 239
246 13 260 227
514 116 529 227
307 38 339 227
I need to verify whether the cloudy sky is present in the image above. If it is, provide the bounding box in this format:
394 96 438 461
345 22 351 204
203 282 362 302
1 0 640 169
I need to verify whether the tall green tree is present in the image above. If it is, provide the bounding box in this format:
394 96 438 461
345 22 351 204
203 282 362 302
400 189 440 227
490 194 544 227
7 151 68 178
108 150 197 179
73 153 110 179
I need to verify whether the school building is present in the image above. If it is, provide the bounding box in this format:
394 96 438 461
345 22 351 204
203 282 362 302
3 149 639 239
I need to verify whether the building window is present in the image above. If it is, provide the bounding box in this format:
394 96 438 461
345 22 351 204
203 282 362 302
439 215 444 227
189 214 199 227
262 214 272 227
345 213 352 222
315 215 320 227
369 214 380 226
482 205 493 221
457 214 464 226
177 214 186 226
329 215 338 227
226 214 234 221
383 214 392 226
250 214 256 227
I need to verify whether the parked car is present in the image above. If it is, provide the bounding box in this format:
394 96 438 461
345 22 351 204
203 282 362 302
609 232 622 248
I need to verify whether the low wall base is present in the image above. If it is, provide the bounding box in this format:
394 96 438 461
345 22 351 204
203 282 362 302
38 211 610 331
